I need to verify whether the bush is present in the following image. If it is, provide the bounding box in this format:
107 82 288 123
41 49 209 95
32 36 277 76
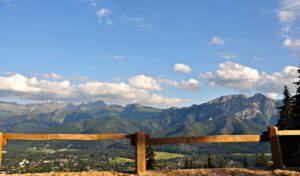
183 158 193 169
255 153 271 168
204 154 215 168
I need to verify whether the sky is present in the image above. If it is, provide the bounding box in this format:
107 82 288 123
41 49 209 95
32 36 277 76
0 0 300 107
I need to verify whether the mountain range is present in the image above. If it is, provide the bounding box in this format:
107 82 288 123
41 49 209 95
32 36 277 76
0 93 281 136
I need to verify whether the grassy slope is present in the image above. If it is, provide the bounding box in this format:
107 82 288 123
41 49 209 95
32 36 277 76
107 151 186 165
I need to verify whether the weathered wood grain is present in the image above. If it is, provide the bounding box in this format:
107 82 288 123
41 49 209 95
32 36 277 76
277 130 300 136
135 131 146 175
0 133 2 166
147 135 268 145
268 126 283 169
3 133 132 141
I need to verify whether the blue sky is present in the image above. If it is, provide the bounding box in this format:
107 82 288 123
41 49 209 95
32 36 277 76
0 0 299 107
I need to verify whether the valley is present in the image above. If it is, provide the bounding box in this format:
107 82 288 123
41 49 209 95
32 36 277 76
0 93 281 173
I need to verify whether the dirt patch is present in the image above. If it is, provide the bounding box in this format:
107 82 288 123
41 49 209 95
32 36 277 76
0 169 299 176
0 171 135 176
148 168 300 176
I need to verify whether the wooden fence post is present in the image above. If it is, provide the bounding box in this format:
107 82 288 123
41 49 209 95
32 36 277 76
268 126 283 169
0 133 3 166
135 131 146 175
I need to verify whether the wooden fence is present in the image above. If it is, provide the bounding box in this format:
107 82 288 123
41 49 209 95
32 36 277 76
0 126 299 175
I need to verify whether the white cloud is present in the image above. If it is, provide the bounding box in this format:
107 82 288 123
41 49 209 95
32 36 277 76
277 0 300 54
284 38 293 47
89 0 98 7
201 61 260 90
121 16 155 31
201 61 299 98
0 74 186 107
43 73 61 80
267 93 279 99
97 8 110 16
257 66 298 95
128 75 161 91
283 37 300 49
77 82 169 105
210 36 224 45
113 55 123 60
0 74 72 100
173 63 192 73
278 0 300 25
105 19 113 25
161 78 200 92
278 10 295 23
96 8 113 25
220 53 238 59
253 57 263 62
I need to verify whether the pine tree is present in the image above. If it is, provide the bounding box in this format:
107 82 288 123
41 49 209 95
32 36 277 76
219 158 226 168
189 160 193 168
277 64 300 167
183 158 193 169
287 63 300 167
277 85 293 130
146 145 158 170
292 64 300 129
184 160 189 169
277 85 295 167
243 158 249 168
206 153 215 168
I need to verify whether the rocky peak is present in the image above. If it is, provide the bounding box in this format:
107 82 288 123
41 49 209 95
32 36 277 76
125 103 143 109
208 94 248 104
78 100 107 109
249 93 270 102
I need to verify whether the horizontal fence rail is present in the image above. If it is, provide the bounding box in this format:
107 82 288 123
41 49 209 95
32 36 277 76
3 133 133 141
0 126 299 175
276 130 300 136
147 135 268 145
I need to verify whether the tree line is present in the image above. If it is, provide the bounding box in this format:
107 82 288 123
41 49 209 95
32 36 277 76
276 63 300 167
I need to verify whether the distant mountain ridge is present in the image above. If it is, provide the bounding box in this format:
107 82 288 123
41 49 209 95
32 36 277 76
0 93 281 136
0 101 69 116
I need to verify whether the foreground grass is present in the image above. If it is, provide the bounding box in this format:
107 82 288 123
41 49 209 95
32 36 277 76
27 148 78 154
108 157 134 165
107 151 185 165
229 153 272 157
154 152 185 160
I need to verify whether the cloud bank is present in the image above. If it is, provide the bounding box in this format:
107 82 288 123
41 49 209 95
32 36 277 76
201 61 298 99
43 73 61 80
128 75 161 91
0 74 187 107
160 78 200 92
